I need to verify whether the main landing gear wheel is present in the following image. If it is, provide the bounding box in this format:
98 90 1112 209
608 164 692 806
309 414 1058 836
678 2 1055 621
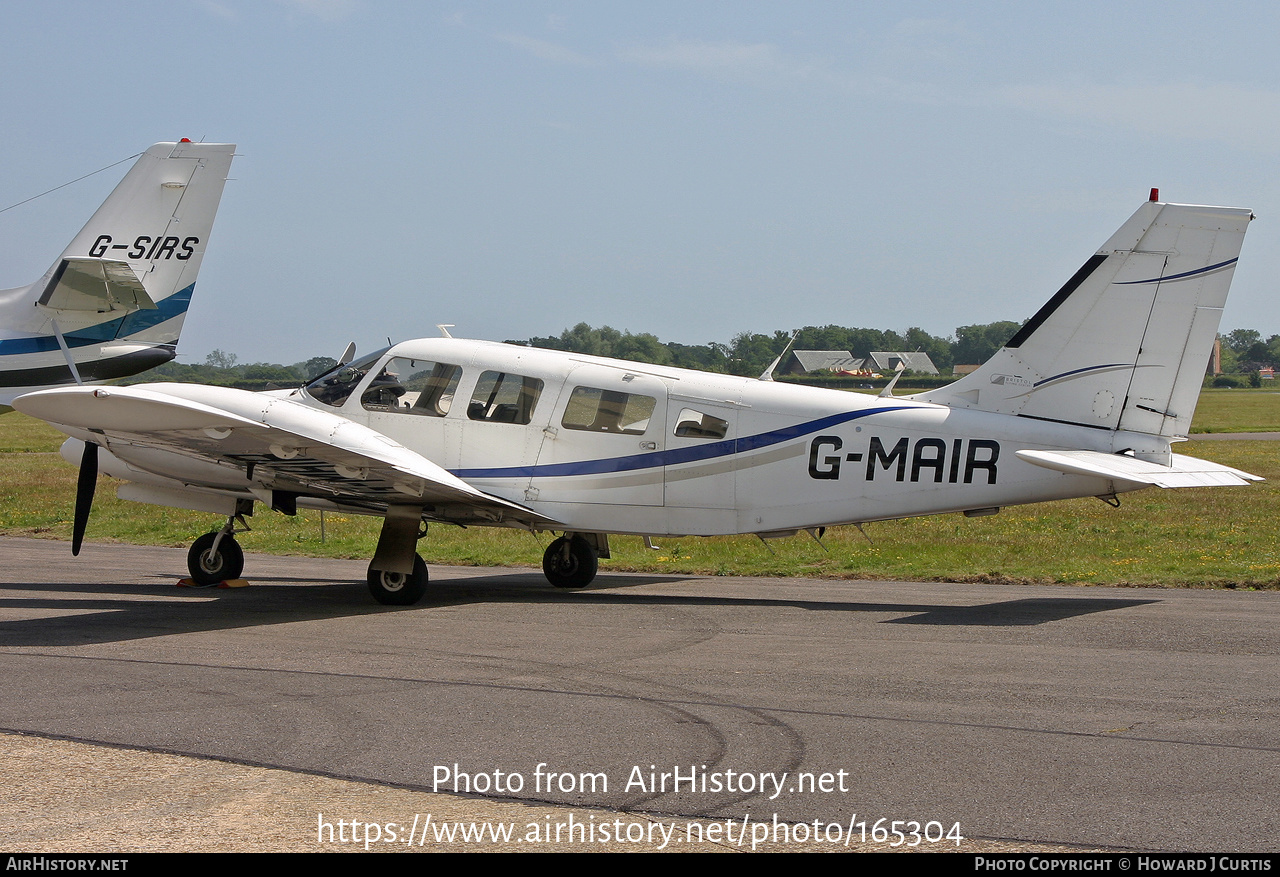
187 532 245 586
367 554 429 606
542 535 598 589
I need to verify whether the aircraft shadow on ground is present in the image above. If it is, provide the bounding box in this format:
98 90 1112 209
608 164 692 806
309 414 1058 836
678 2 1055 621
0 571 1158 646
559 580 1157 626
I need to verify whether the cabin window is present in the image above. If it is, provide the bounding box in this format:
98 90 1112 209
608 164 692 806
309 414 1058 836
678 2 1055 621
360 357 463 415
467 371 544 424
673 408 729 439
561 386 656 435
304 349 388 408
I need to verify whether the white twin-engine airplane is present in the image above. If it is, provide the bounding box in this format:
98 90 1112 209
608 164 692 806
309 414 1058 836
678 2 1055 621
12 193 1262 605
0 140 234 409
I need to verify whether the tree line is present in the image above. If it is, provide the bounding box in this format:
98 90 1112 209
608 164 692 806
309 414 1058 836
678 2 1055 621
517 320 1025 378
519 320 1018 378
124 350 341 388
1218 329 1280 374
519 322 1280 380
124 321 1276 391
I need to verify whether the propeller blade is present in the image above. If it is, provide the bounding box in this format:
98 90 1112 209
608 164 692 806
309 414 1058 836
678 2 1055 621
72 441 98 556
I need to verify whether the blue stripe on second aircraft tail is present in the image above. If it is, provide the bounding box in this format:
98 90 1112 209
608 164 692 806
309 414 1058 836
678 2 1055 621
452 405 913 480
0 284 194 356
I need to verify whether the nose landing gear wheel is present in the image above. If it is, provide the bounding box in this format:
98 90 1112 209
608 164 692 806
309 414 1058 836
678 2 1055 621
542 535 598 589
187 532 245 586
367 554 429 605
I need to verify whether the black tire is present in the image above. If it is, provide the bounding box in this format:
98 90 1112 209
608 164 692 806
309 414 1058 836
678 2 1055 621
542 535 598 589
367 554 429 605
187 532 245 585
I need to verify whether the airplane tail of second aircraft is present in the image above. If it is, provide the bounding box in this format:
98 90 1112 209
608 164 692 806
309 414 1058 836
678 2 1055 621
0 140 235 403
913 195 1254 438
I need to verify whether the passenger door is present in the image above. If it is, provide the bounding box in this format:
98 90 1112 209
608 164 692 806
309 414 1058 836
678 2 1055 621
527 364 667 507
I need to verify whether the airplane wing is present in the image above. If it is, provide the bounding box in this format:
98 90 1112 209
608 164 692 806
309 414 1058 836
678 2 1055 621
1016 449 1262 488
13 384 558 528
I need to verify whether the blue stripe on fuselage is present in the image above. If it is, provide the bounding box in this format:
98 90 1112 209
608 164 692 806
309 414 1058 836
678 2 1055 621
452 405 913 480
0 284 194 355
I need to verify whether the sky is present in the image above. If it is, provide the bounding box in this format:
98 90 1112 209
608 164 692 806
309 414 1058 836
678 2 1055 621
1 1 1277 366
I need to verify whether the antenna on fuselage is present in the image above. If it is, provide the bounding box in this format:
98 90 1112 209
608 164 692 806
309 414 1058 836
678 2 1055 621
338 342 356 365
437 324 455 338
877 361 907 398
758 330 799 381
804 527 829 552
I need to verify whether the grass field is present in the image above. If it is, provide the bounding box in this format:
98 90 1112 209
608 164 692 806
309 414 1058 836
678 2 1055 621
2 389 1277 589
1191 388 1280 433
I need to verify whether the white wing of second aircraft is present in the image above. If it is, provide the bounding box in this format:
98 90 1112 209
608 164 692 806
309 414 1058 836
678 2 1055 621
13 383 557 528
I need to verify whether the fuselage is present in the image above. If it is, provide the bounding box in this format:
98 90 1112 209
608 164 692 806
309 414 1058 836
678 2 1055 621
185 336 1164 538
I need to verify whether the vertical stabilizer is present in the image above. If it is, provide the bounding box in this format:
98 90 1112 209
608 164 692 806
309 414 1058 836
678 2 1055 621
0 141 235 403
913 200 1253 437
39 140 236 339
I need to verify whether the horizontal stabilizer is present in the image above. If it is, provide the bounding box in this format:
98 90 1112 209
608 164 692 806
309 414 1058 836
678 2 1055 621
37 258 157 313
1016 449 1262 488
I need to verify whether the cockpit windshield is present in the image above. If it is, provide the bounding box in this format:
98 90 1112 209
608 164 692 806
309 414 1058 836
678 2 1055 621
303 347 390 408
